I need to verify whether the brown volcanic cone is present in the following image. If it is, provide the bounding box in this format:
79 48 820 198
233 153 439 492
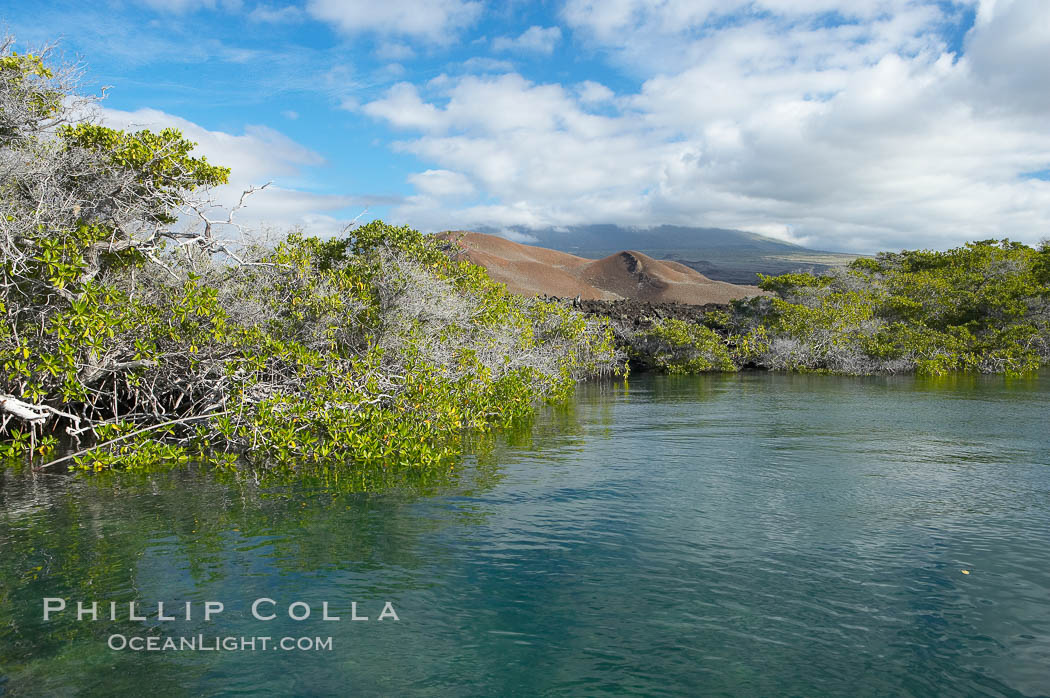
437 231 762 304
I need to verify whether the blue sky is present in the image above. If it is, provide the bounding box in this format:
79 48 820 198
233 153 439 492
4 0 1049 252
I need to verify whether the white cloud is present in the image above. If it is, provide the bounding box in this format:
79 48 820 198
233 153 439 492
248 4 304 23
576 80 614 105
408 169 476 198
495 229 539 243
460 57 516 73
306 0 482 41
492 25 562 54
563 0 952 77
361 83 446 130
964 0 1050 115
358 0 1050 252
369 74 619 136
742 223 807 246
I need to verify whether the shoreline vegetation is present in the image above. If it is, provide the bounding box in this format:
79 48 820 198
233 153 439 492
561 234 1050 376
2 42 1049 474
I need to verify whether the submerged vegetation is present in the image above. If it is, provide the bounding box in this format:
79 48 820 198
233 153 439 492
2 40 1048 474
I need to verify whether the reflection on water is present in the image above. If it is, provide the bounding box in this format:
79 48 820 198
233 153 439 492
1 372 1049 696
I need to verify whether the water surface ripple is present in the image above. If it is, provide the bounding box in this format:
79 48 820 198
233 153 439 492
1 372 1049 696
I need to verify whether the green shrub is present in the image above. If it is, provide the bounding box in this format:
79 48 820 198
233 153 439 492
633 318 736 374
0 41 625 475
733 239 1050 375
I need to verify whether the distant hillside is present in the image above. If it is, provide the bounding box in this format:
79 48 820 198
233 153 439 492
478 225 861 285
437 231 763 304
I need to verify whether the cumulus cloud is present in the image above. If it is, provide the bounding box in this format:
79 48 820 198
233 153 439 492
306 0 482 42
359 0 1050 252
576 80 614 105
492 26 562 54
965 0 1050 115
361 83 447 130
408 169 476 198
460 57 516 73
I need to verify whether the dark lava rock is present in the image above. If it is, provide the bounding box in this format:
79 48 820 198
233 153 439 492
545 296 730 330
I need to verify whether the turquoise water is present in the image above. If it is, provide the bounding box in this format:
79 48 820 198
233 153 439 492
2 372 1049 696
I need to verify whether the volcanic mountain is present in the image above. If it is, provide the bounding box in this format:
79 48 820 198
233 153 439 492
475 224 861 285
437 231 763 304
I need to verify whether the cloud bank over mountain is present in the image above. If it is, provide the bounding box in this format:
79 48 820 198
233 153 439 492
9 0 1049 253
364 0 1050 252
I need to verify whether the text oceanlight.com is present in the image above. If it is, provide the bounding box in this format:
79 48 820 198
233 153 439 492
107 635 333 652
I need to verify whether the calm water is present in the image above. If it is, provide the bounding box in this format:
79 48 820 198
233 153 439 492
1 372 1049 697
